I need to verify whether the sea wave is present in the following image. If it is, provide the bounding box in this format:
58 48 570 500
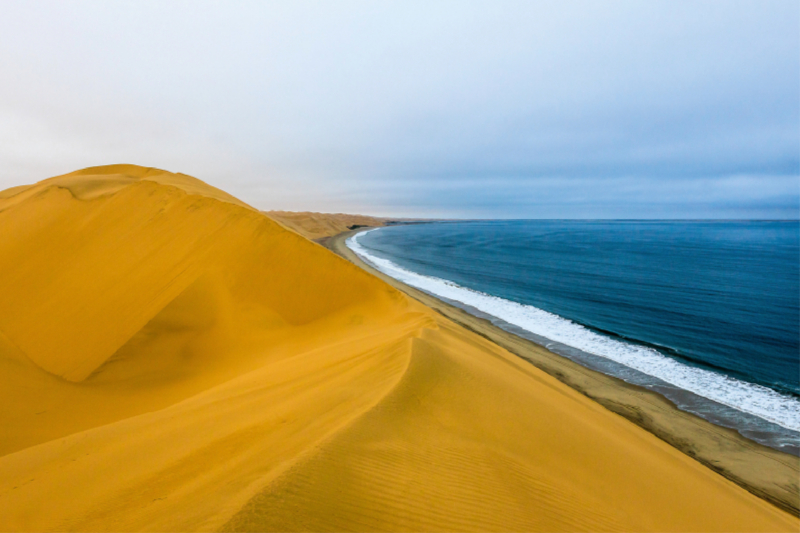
348 229 800 432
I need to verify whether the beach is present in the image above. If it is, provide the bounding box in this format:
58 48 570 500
0 165 796 531
323 228 800 516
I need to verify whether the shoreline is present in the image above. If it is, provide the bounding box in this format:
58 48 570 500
345 227 800 455
321 228 800 516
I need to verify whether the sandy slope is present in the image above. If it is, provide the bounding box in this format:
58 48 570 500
322 231 800 516
0 165 795 531
266 210 386 240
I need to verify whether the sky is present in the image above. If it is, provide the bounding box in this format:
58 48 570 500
1 0 798 218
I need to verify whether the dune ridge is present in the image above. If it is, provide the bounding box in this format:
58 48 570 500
0 165 796 531
266 210 388 240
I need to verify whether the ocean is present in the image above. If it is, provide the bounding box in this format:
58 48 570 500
347 220 800 454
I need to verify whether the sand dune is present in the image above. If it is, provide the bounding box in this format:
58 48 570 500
266 210 387 240
0 165 795 531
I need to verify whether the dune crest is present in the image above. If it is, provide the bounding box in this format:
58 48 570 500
0 165 390 382
0 166 795 532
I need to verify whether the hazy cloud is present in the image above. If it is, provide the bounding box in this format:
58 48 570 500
1 0 797 217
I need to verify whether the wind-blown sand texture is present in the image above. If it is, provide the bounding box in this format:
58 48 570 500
266 210 386 240
0 165 796 532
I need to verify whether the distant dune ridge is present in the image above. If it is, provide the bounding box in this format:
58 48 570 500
266 210 387 240
0 165 795 532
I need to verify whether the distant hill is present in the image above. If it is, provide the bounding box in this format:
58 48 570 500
266 210 387 240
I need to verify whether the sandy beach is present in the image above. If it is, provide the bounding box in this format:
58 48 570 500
324 228 800 516
0 165 796 532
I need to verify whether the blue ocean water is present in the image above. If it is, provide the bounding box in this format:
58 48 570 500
349 220 800 452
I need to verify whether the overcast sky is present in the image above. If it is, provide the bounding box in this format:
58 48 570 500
1 0 797 218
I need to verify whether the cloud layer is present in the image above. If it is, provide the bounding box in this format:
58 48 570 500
1 0 797 218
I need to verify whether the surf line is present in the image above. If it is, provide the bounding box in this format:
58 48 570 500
346 228 800 435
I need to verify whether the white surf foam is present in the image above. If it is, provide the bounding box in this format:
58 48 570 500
348 229 800 432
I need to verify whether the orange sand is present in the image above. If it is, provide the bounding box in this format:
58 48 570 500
0 165 795 531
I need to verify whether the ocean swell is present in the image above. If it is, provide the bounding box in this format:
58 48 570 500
348 229 800 433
